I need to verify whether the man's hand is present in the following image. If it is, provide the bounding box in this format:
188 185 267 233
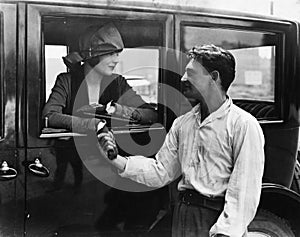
97 130 127 171
97 130 118 160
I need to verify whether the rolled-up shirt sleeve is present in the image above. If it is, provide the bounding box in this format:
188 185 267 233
119 118 182 187
210 118 265 237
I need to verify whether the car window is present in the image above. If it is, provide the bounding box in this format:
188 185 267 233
182 26 277 102
180 24 282 120
114 48 159 104
45 46 159 107
45 45 68 101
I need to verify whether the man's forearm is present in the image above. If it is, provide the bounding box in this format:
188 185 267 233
110 155 128 171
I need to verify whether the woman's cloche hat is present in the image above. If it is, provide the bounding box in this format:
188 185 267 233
63 23 124 67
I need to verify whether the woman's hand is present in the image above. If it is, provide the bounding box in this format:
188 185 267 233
77 103 106 114
105 101 116 115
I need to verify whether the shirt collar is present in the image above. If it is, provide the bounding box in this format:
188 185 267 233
194 96 232 126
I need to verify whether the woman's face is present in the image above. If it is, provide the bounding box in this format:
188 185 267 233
92 52 120 76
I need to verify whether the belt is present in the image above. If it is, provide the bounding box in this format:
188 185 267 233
179 189 225 211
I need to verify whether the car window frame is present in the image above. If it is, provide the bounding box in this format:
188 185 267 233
27 4 173 146
175 14 294 123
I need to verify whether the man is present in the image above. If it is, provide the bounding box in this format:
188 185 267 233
98 44 265 237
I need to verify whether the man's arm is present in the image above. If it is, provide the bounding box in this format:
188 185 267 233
98 118 182 188
210 118 265 237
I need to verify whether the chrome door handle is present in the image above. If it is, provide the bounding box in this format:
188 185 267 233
0 161 17 181
27 158 50 177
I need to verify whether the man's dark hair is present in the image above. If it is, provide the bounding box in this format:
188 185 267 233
188 44 236 92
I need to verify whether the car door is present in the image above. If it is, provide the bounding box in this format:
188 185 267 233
25 3 173 236
0 2 24 237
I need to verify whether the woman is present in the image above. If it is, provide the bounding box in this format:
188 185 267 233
43 23 157 133
42 23 157 191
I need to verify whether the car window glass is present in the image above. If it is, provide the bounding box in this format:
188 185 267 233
45 45 67 101
114 48 159 104
182 26 277 102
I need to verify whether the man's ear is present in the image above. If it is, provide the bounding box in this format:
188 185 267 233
211 70 219 81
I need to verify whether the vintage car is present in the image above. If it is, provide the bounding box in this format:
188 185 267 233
0 1 299 236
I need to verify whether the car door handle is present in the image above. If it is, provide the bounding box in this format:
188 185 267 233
26 158 50 178
0 161 17 181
